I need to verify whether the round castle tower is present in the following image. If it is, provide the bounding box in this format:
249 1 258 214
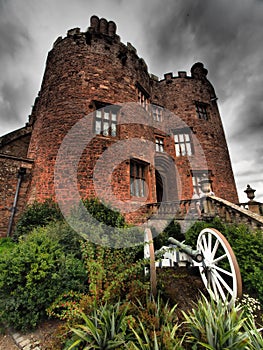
26 15 238 212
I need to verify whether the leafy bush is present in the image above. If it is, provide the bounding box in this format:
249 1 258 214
13 199 63 239
128 294 183 350
0 237 15 254
152 219 183 250
82 197 126 228
81 241 148 303
183 293 249 349
0 229 87 331
62 295 183 350
41 220 84 258
66 301 132 350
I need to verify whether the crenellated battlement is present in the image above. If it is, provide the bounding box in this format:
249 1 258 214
0 15 238 236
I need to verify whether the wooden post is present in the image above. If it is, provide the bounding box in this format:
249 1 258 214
144 228 157 297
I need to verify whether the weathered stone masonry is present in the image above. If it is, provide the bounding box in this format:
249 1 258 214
0 16 238 236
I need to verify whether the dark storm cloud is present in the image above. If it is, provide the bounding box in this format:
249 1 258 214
0 80 32 123
140 0 263 201
0 0 262 201
0 0 32 134
0 20 30 59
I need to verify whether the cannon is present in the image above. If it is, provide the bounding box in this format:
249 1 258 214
144 227 242 304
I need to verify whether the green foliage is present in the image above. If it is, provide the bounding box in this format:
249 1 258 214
13 199 63 239
63 295 183 350
66 300 132 350
0 237 15 254
182 293 250 349
42 220 84 258
47 291 86 322
0 229 87 331
222 224 263 304
243 316 263 350
184 217 225 246
82 197 126 228
128 294 183 350
81 241 148 303
152 219 183 250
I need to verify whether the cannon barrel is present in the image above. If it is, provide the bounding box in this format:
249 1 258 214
168 237 203 262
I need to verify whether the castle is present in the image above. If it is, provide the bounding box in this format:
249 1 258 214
0 16 238 236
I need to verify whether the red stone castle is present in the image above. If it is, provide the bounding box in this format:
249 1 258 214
0 16 238 236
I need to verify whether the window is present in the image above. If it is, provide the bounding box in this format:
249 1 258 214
191 170 212 195
155 137 164 152
130 160 147 197
137 85 150 111
174 131 193 156
152 105 163 122
195 102 209 120
95 106 117 136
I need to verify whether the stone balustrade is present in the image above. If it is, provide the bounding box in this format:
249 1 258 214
146 195 263 231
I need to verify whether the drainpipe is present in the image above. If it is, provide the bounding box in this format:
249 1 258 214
7 167 26 237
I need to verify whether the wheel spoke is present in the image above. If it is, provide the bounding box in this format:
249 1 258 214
213 270 234 295
202 235 208 252
211 270 227 301
211 264 233 277
208 232 212 252
197 228 242 304
199 242 206 255
212 253 227 264
211 239 219 260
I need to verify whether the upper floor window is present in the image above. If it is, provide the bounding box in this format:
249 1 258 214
137 84 150 111
94 105 118 137
191 170 212 196
174 130 193 156
130 160 147 197
152 105 163 122
155 137 164 152
195 102 209 120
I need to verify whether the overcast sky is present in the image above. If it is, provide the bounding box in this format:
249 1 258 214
0 0 263 203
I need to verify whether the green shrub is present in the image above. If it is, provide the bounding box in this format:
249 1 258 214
66 300 132 350
81 240 147 303
223 224 263 304
82 197 126 228
152 219 183 250
42 221 84 258
13 199 63 239
182 293 249 349
0 229 87 331
128 294 183 350
0 237 15 254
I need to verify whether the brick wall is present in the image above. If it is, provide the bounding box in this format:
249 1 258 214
0 155 33 237
0 16 238 233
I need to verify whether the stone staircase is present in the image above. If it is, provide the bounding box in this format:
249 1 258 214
146 195 263 233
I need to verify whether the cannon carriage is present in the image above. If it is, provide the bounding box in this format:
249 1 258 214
144 227 242 304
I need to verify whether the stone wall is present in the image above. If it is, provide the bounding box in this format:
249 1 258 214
0 15 239 233
0 155 33 237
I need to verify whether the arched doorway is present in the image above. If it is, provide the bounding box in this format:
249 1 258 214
154 154 179 203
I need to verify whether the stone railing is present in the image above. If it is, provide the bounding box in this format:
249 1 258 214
199 195 263 230
237 201 263 216
146 195 263 231
146 199 199 219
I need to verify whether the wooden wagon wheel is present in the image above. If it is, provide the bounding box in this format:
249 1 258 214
144 228 157 297
197 228 242 304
